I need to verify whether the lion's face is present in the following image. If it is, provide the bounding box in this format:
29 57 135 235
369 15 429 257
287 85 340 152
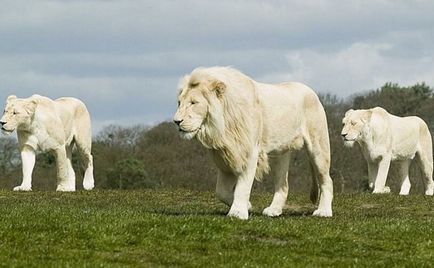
341 109 371 147
0 96 36 133
174 85 210 140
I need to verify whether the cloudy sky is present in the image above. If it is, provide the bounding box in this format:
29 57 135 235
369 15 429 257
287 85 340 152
1 0 433 133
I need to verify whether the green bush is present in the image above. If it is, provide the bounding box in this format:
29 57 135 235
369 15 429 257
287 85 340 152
106 158 159 189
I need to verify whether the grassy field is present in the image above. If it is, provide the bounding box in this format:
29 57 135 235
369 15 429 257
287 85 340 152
0 189 434 267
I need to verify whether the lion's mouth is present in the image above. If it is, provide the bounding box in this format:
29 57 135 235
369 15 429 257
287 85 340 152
1 126 14 133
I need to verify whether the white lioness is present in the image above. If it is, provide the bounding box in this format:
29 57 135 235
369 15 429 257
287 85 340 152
342 107 434 195
174 67 334 220
0 95 95 192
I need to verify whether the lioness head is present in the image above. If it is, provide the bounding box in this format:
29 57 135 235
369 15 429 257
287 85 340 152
173 72 226 140
341 109 372 147
0 95 37 133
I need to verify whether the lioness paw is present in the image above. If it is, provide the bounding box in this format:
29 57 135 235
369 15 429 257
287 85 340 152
13 185 32 192
373 186 391 194
263 207 283 217
83 180 94 191
425 185 434 196
313 209 333 218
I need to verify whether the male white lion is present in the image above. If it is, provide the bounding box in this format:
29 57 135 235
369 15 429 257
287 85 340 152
341 107 434 195
0 94 95 192
174 67 334 220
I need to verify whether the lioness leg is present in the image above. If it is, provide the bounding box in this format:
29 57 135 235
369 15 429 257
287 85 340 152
227 147 259 220
55 146 75 192
372 156 391 194
66 144 76 186
14 145 35 192
75 129 94 191
415 151 434 196
367 161 379 190
305 138 333 217
398 160 411 196
263 152 290 217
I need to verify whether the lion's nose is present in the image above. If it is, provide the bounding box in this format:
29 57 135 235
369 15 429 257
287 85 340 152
173 119 183 126
341 133 347 138
0 121 6 126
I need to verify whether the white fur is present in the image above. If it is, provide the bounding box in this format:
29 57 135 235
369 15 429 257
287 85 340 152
174 67 334 220
342 107 434 195
1 94 95 192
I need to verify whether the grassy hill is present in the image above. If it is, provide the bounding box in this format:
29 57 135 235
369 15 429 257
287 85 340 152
0 189 433 267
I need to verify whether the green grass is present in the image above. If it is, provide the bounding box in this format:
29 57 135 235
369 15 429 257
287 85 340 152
0 189 434 267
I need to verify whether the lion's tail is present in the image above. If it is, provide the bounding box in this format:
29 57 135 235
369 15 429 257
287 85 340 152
255 149 270 181
309 162 319 204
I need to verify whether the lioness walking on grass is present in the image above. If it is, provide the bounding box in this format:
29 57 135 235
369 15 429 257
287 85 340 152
341 107 434 195
0 94 95 192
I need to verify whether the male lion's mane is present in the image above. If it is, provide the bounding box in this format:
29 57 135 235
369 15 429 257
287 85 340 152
182 67 270 179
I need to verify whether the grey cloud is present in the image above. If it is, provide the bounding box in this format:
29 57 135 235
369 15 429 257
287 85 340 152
0 0 433 133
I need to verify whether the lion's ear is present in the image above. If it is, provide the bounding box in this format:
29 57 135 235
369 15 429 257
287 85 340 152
24 100 38 115
7 95 17 103
210 79 226 97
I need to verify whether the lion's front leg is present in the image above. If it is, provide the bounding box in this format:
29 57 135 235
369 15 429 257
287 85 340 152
55 146 76 192
227 151 258 220
14 145 35 192
216 171 236 206
372 156 391 194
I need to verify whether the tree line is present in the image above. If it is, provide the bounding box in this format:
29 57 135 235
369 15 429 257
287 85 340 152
1 82 433 194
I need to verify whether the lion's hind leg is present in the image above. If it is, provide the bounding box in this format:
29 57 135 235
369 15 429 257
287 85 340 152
263 152 290 217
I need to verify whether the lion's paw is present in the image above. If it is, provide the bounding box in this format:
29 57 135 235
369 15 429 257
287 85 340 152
312 209 333 218
263 207 283 217
13 185 32 192
373 186 391 194
228 207 249 220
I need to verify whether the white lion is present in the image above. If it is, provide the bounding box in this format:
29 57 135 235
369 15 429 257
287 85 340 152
342 107 434 195
174 67 334 220
0 94 95 192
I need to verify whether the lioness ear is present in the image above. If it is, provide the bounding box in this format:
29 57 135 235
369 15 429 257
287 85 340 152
7 95 17 103
345 109 354 117
25 100 38 115
361 110 373 123
210 79 226 97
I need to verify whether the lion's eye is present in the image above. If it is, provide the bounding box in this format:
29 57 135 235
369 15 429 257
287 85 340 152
13 111 18 115
191 101 197 105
